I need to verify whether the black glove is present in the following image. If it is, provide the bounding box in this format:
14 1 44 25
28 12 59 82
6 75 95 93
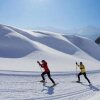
37 61 39 63
76 62 78 65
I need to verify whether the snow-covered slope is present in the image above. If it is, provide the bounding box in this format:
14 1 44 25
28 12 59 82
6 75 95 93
0 24 40 58
0 24 100 71
0 24 100 100
1 24 100 59
64 35 100 60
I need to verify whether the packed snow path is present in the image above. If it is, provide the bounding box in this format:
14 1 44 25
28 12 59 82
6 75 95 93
0 71 100 100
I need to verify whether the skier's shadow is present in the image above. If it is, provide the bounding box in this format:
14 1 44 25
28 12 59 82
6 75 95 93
81 83 100 91
71 81 99 91
41 83 54 95
88 84 100 91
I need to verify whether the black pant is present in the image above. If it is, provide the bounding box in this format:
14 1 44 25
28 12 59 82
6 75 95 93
78 72 91 83
41 71 55 84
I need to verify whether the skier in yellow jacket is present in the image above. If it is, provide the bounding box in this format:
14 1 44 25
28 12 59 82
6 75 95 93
76 62 91 84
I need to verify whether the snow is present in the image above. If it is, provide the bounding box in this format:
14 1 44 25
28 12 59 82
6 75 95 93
0 24 100 71
0 24 100 99
88 93 100 100
0 70 100 100
64 35 100 60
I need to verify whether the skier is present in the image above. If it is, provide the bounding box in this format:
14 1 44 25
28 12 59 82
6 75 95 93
76 62 91 84
37 60 56 85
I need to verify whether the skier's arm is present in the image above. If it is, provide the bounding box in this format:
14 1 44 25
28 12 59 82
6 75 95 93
37 61 41 66
37 61 43 68
76 62 80 67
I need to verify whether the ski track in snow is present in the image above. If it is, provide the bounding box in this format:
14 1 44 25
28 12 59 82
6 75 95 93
0 72 100 100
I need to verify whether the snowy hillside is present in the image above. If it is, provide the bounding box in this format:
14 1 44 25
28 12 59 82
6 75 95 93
63 35 100 60
0 24 100 71
0 24 100 100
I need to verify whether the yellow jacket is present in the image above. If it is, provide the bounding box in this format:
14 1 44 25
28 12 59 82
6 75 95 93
78 65 86 73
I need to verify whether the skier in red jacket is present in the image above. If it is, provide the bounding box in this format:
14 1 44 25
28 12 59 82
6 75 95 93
37 60 56 85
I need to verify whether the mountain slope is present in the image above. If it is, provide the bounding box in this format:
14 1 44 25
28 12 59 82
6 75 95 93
63 35 100 60
0 25 100 60
0 24 41 58
0 24 100 71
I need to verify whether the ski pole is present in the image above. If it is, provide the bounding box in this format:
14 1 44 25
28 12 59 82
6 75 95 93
76 62 78 78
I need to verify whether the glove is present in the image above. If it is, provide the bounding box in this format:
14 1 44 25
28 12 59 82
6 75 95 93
76 62 78 65
37 61 39 63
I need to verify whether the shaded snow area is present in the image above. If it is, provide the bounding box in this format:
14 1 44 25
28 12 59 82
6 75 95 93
0 71 100 100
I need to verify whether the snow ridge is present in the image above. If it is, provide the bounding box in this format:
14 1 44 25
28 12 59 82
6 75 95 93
0 24 100 60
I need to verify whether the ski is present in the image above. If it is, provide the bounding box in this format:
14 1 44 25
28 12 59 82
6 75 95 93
76 81 82 83
45 83 59 88
51 83 59 87
39 81 47 83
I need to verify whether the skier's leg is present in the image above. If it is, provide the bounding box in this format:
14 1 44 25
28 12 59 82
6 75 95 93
78 72 82 82
41 72 46 81
47 72 55 84
83 73 91 83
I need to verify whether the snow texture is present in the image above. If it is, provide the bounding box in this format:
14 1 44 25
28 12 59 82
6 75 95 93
0 70 100 100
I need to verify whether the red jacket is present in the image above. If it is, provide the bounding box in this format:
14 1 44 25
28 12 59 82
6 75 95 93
40 62 50 72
